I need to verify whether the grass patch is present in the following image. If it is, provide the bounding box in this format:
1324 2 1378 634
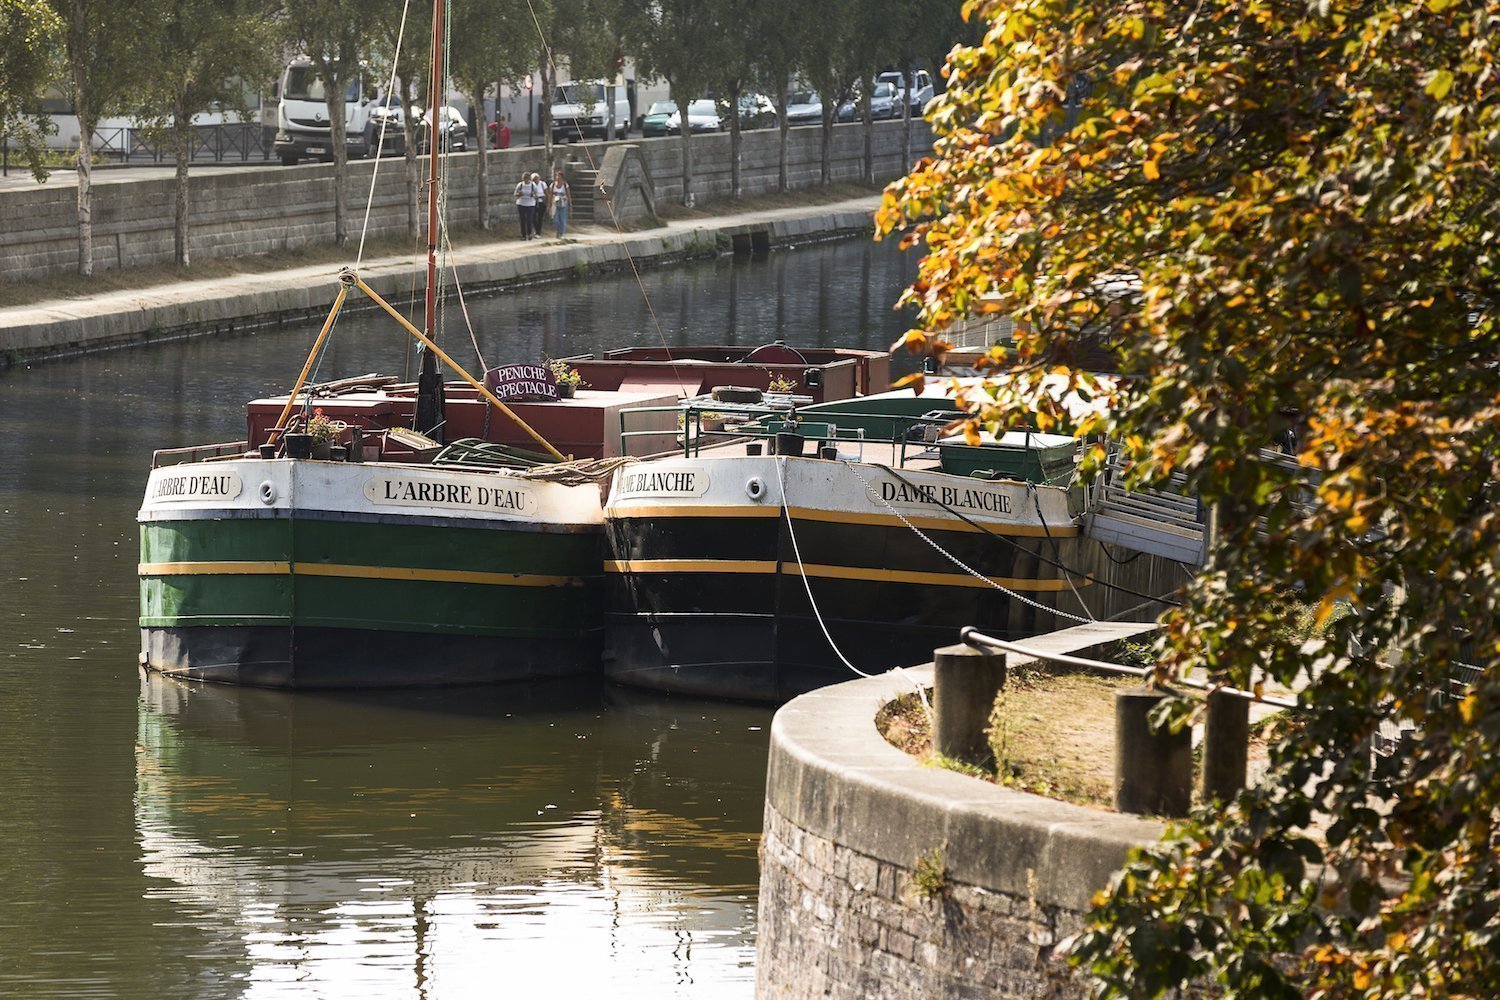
876 671 1136 811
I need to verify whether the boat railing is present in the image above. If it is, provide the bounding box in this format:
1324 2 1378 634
151 441 249 469
620 402 969 462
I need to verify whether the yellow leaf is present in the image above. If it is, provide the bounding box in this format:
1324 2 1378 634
1143 159 1160 180
1426 69 1455 100
1459 692 1480 724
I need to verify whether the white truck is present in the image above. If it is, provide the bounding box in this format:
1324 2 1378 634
272 57 376 165
550 80 631 142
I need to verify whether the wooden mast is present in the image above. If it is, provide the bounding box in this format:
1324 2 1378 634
414 0 446 440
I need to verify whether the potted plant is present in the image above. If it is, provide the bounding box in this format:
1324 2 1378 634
306 407 343 460
767 374 798 394
549 359 587 398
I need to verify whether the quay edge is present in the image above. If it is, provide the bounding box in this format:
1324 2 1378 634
0 202 877 370
757 649 1163 998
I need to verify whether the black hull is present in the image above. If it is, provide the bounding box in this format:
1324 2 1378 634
142 625 601 690
603 508 1183 703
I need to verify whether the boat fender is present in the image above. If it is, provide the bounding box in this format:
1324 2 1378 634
259 481 277 505
745 477 765 501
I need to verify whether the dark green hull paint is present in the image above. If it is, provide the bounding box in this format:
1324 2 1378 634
140 514 602 688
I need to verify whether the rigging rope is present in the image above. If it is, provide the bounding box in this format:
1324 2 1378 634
357 0 414 265
842 461 1096 624
771 457 932 715
874 462 1184 608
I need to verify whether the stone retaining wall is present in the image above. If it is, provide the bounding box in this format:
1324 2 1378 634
0 121 930 281
757 664 1164 999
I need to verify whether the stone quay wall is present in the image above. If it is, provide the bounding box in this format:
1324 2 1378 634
757 666 1165 999
0 121 932 282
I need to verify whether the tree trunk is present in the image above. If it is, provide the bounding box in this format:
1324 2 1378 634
471 85 489 230
172 96 191 266
819 110 833 186
728 83 742 201
900 55 914 170
677 97 694 207
776 84 789 192
401 75 419 241
325 75 348 248
540 62 553 159
69 1 93 278
861 74 873 185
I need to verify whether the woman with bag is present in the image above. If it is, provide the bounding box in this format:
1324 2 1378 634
548 170 571 238
514 172 536 239
527 173 548 238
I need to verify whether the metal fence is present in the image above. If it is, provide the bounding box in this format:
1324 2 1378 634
91 123 273 163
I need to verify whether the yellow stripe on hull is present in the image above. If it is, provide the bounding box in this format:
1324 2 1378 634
604 503 1077 537
139 561 583 588
603 558 1085 592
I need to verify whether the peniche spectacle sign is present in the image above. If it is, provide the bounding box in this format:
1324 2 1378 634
484 363 558 401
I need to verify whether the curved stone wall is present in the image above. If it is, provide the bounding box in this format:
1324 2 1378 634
757 666 1164 999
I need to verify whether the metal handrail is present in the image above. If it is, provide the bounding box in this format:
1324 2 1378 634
960 627 1299 710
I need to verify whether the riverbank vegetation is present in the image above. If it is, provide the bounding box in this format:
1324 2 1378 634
880 0 1499 995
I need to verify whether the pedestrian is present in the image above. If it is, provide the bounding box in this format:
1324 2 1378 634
548 169 571 238
514 171 536 239
528 173 548 238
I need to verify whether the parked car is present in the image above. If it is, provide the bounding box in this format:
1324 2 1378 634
365 95 405 156
640 99 677 137
876 69 935 113
551 80 631 142
666 99 721 135
414 106 468 152
734 93 777 129
784 90 823 126
835 81 898 122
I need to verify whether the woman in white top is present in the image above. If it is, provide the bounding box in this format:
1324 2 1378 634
547 170 571 237
514 172 537 239
527 173 548 238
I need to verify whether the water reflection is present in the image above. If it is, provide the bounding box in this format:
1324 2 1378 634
0 237 916 998
136 674 770 998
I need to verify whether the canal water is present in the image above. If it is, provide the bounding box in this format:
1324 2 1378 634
0 237 918 998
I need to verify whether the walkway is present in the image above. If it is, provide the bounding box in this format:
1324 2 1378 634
0 196 881 365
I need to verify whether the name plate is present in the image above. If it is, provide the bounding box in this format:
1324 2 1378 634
615 468 710 499
867 476 1017 516
485 363 558 401
151 471 243 502
364 475 539 516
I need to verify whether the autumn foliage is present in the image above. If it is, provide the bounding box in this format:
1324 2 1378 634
879 0 1500 995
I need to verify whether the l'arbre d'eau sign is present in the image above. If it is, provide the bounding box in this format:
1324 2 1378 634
485 363 557 401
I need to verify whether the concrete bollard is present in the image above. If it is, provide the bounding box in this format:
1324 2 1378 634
1114 686 1193 817
1201 689 1250 802
933 644 1007 768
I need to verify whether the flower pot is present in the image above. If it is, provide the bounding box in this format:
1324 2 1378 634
284 433 312 459
311 440 332 461
774 432 805 456
557 384 576 399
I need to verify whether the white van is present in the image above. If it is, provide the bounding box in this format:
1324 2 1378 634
550 81 631 142
876 69 935 113
273 57 375 165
